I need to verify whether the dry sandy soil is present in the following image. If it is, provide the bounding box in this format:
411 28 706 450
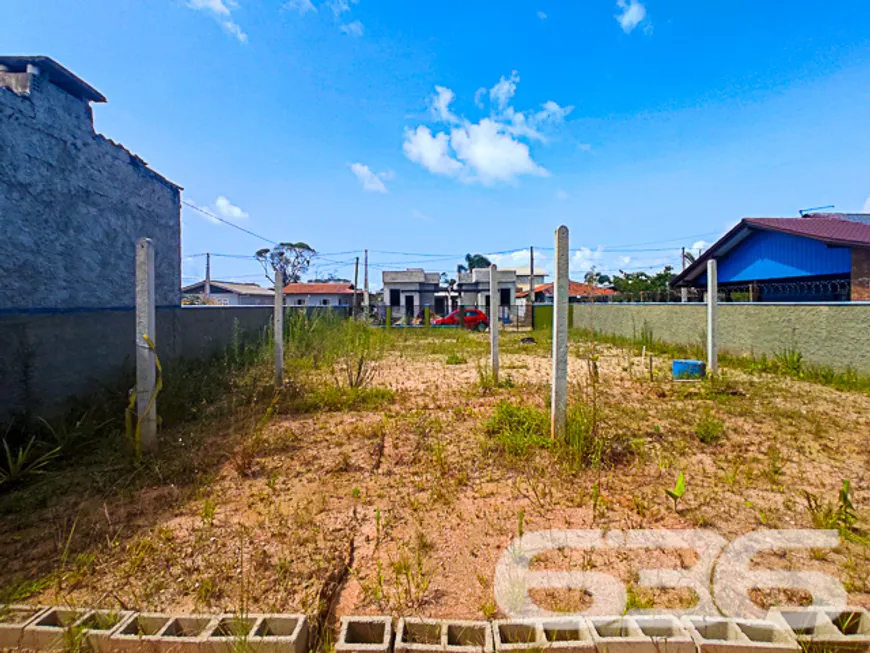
1 329 868 646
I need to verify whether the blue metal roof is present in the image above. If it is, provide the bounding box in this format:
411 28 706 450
694 229 851 286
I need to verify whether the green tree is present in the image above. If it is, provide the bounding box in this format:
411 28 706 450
611 266 676 299
255 242 316 283
456 253 492 275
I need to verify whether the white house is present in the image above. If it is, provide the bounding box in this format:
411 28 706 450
283 282 356 307
456 268 517 312
181 280 273 306
381 269 441 318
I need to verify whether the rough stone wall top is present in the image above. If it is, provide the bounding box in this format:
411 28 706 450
0 70 181 310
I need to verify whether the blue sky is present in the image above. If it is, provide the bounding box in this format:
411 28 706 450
4 0 870 287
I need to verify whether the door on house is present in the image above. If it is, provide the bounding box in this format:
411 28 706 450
499 288 511 321
404 294 415 319
434 296 446 315
389 289 401 307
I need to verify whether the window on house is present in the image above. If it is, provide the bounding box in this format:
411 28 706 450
322 299 329 306
296 299 304 305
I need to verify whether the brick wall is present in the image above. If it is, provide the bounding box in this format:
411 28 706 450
851 248 870 301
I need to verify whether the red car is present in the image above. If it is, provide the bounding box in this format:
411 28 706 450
434 308 489 330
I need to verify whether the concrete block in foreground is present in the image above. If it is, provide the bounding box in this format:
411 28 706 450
0 604 51 649
203 613 309 653
538 618 596 653
589 615 694 653
444 620 493 653
156 614 218 653
768 608 870 653
337 616 394 653
110 612 175 652
682 616 799 653
494 617 595 653
396 617 446 653
76 609 134 653
19 605 91 650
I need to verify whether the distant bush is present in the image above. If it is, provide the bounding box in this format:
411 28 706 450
695 410 724 444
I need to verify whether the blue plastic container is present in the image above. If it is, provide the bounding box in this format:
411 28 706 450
672 359 706 380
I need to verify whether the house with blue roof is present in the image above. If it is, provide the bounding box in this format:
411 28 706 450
671 213 870 302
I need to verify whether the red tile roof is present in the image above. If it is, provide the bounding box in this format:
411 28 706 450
518 281 616 298
283 283 355 295
744 215 870 247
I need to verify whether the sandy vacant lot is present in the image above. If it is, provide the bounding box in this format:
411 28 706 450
1 328 868 646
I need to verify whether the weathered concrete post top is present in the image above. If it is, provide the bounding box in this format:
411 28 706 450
489 263 499 383
707 258 718 375
551 225 569 441
274 268 284 387
135 237 157 453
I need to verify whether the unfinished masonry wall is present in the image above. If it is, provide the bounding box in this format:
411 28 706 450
0 306 274 420
570 303 870 374
0 71 181 310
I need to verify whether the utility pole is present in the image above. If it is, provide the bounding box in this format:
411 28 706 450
353 256 360 317
551 226 569 442
135 238 157 454
680 247 688 303
529 246 535 329
363 249 370 319
707 259 718 375
489 264 499 382
204 252 211 299
274 269 284 386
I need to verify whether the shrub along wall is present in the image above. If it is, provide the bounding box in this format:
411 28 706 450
565 303 870 374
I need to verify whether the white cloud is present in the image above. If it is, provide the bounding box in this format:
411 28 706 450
339 20 364 36
615 0 647 33
431 85 458 122
490 70 520 111
403 73 570 186
473 88 487 108
403 126 464 177
556 190 568 200
378 169 396 181
578 143 593 152
690 240 709 253
350 163 388 193
283 0 316 13
864 196 870 212
411 209 432 222
187 0 248 42
327 0 357 16
570 247 604 275
537 10 548 19
450 119 549 185
215 195 249 220
619 256 632 265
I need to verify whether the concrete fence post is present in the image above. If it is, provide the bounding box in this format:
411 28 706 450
707 259 718 375
274 268 284 386
551 225 569 441
135 237 157 453
490 264 499 382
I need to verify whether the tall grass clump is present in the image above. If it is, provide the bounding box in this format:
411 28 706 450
484 402 550 458
333 318 386 389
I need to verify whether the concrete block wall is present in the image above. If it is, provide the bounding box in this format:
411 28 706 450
571 303 870 374
0 70 181 311
0 306 274 420
4 606 870 653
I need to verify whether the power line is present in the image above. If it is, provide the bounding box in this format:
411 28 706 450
183 201 277 245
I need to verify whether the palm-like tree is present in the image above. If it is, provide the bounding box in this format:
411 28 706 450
456 253 492 275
